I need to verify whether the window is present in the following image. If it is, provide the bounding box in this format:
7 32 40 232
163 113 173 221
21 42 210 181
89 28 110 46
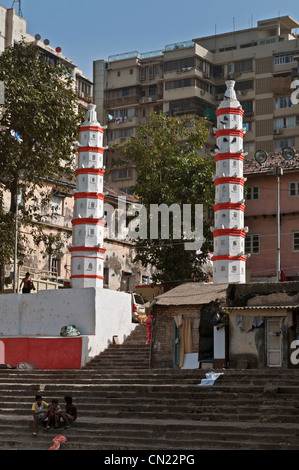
165 78 193 90
228 63 234 74
235 59 253 73
293 232 299 251
51 258 60 277
275 97 293 109
164 57 195 72
117 71 121 77
52 196 63 215
129 69 133 75
114 128 133 139
289 182 299 196
245 234 260 254
244 142 255 155
114 108 136 119
112 168 132 180
274 116 295 129
241 100 253 113
274 138 295 149
235 80 254 92
246 186 259 200
274 54 296 65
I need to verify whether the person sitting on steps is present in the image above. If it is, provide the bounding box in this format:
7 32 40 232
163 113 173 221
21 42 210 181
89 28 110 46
46 399 61 429
58 396 77 428
31 395 48 436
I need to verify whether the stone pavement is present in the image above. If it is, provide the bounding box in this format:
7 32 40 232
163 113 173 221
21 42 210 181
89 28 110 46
1 324 299 450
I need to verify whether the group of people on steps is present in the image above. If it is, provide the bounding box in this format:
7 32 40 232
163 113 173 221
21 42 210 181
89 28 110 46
32 395 77 436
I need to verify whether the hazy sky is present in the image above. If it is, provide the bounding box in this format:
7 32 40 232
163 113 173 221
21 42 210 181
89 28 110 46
1 0 299 78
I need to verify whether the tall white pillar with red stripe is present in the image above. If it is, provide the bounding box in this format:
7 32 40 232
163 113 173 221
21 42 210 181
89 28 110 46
69 103 106 288
212 80 248 284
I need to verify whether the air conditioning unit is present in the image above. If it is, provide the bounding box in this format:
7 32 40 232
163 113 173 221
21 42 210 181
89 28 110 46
273 128 282 135
200 90 206 95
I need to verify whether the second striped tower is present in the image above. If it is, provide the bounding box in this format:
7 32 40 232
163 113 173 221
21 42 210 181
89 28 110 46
212 80 248 284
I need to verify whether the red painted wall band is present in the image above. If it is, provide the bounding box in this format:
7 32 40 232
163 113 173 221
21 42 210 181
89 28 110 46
79 126 104 133
215 153 245 162
71 218 105 226
69 246 106 253
0 338 82 370
78 146 104 154
212 255 247 262
70 275 104 280
216 107 244 116
214 203 245 212
74 192 105 200
215 129 244 138
76 168 105 176
213 228 246 238
215 177 245 186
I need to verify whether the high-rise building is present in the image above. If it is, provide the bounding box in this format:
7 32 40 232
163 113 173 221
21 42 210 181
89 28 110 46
0 4 93 113
93 15 299 193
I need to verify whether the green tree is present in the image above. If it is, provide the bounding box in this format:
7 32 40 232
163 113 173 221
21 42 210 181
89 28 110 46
113 112 215 287
0 40 83 292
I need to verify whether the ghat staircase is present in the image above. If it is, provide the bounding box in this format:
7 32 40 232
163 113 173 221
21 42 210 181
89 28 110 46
1 324 299 450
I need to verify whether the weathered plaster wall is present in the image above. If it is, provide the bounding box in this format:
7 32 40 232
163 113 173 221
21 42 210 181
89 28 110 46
0 287 135 368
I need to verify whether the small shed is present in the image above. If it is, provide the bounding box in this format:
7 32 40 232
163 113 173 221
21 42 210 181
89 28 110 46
151 283 228 369
227 282 299 368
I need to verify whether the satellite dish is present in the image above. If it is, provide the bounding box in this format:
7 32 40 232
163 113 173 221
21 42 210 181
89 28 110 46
254 150 268 165
282 147 296 161
35 34 41 41
44 39 50 46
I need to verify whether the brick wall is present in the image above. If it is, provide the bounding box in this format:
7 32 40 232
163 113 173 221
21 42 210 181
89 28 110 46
151 304 201 368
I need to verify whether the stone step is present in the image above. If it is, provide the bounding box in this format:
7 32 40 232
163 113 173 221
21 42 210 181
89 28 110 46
1 417 299 450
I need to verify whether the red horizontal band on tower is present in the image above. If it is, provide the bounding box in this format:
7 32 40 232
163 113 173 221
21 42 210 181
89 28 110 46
214 203 245 212
69 246 106 254
71 218 105 226
78 146 104 154
211 255 247 262
74 192 105 200
216 107 244 116
213 229 246 238
215 129 244 138
70 275 104 280
214 177 245 186
76 168 105 176
79 126 104 133
215 153 245 162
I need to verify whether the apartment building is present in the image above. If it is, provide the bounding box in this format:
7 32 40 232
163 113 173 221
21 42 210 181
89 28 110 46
244 152 299 282
93 15 299 193
0 4 93 111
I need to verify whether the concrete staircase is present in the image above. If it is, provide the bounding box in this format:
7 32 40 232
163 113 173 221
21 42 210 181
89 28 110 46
1 324 299 450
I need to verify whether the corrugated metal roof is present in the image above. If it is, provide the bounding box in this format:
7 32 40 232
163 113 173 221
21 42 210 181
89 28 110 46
228 305 299 310
155 282 229 306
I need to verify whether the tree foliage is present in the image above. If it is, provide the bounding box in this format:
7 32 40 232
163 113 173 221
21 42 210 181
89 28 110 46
0 40 83 291
113 112 215 286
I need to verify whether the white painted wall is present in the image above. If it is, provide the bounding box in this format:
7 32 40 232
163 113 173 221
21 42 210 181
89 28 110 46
0 288 136 365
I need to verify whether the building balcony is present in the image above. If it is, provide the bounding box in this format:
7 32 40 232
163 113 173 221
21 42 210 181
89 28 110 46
104 94 140 108
76 89 93 103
